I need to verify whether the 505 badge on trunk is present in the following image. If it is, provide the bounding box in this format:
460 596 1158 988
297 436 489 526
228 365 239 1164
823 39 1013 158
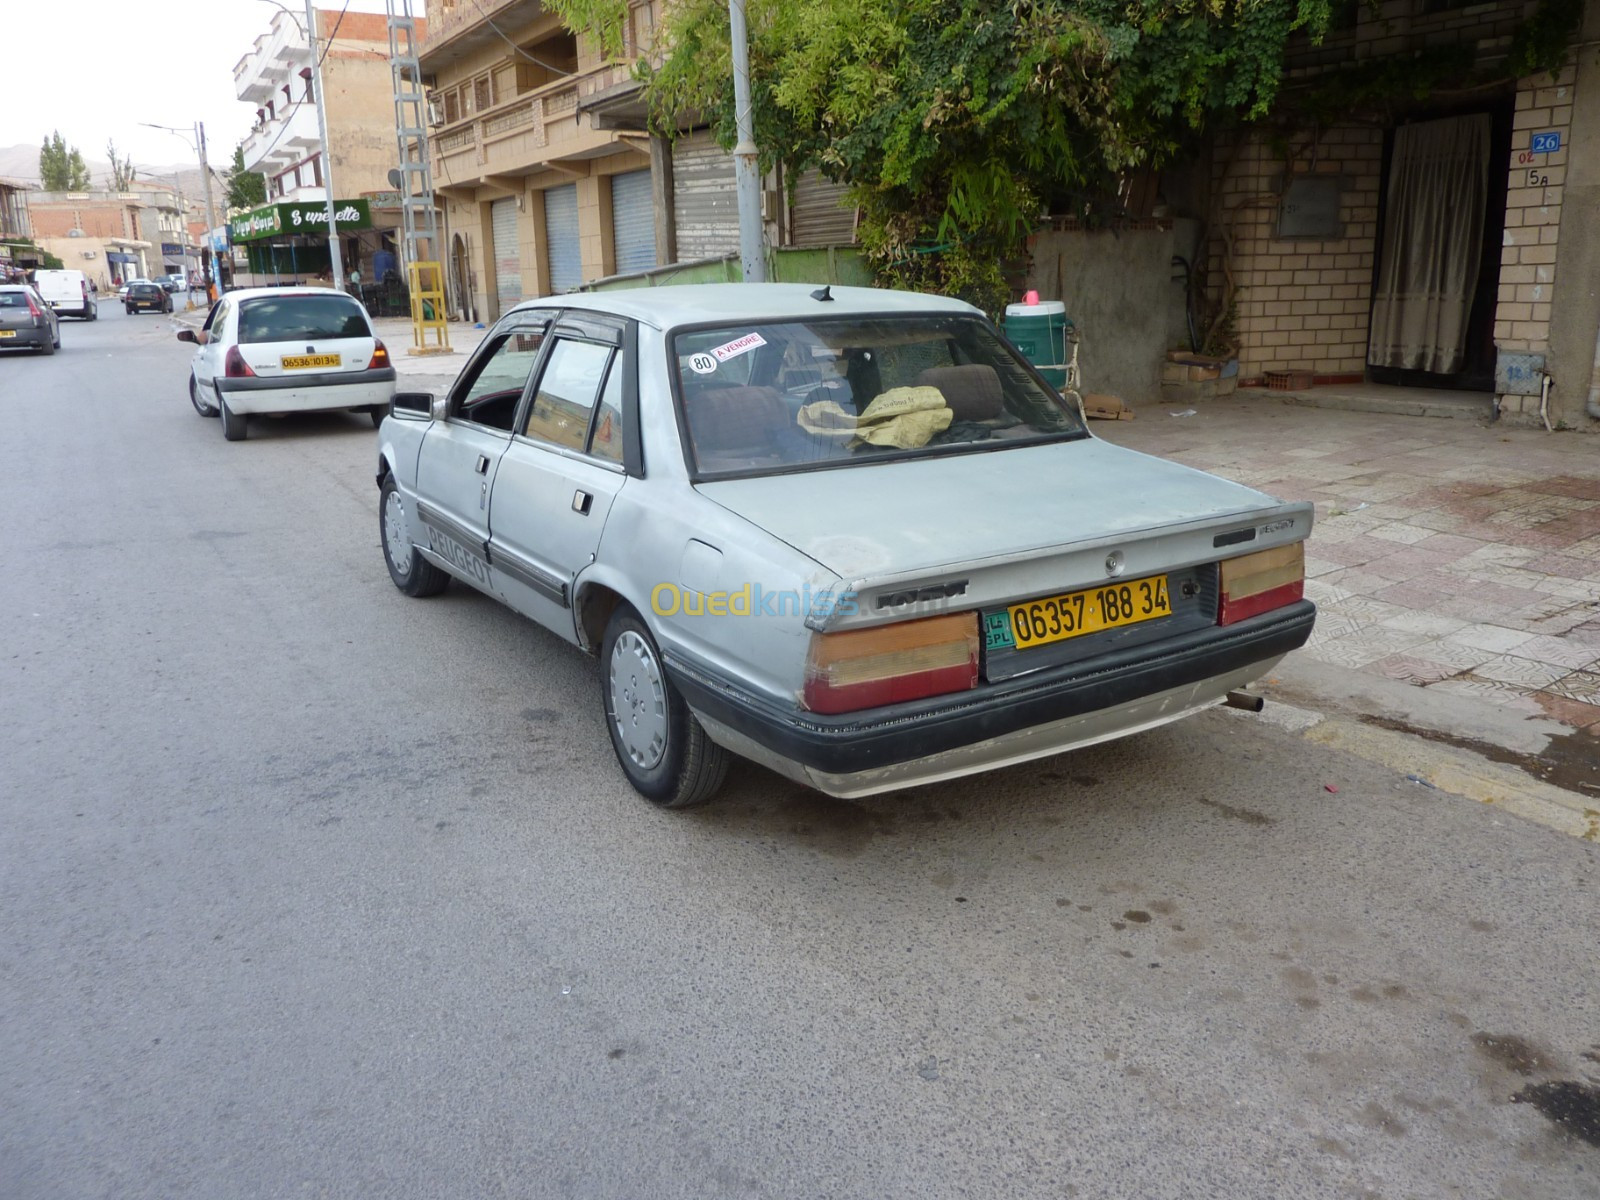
1008 574 1172 650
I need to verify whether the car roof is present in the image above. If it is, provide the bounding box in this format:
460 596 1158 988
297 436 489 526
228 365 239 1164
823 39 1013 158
507 283 981 331
221 287 365 303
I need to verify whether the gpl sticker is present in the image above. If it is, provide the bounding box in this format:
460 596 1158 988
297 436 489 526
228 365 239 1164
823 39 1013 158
687 352 718 375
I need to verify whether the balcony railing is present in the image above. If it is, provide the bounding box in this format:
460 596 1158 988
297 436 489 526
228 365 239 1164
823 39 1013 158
432 70 613 174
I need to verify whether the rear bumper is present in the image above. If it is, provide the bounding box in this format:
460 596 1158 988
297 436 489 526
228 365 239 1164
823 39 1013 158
669 600 1316 795
0 327 51 348
216 366 396 415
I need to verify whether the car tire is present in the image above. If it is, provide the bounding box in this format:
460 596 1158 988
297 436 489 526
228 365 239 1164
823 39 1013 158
367 405 385 429
189 374 218 417
37 335 55 356
379 474 449 597
52 328 60 350
125 306 134 315
220 396 247 441
600 606 730 808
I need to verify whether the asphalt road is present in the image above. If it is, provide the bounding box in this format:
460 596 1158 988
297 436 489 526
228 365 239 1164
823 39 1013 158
2 307 1597 1200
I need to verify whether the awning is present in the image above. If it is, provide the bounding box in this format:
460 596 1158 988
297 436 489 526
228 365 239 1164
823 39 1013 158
107 252 139 264
230 199 373 243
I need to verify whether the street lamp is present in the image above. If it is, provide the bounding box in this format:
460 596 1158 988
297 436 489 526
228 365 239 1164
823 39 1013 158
140 121 221 300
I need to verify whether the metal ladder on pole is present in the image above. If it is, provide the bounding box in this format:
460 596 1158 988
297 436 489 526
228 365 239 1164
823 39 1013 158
386 0 449 353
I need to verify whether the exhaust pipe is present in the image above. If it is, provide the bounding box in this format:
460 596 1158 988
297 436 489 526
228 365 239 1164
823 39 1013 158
1225 689 1265 713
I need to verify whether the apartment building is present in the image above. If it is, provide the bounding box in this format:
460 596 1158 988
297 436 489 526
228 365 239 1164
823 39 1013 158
128 181 197 280
28 191 153 287
233 3 428 285
422 0 855 320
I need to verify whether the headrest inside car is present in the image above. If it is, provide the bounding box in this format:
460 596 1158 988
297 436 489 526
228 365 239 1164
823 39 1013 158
915 364 1004 421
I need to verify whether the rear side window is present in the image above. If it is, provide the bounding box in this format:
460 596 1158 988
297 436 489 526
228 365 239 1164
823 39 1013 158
238 295 370 343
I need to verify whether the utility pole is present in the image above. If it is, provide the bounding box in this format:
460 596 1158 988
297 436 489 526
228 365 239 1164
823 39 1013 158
304 0 345 290
728 0 766 283
195 122 220 299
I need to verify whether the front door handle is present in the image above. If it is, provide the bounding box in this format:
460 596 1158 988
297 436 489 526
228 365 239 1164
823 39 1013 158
572 490 593 515
474 454 490 475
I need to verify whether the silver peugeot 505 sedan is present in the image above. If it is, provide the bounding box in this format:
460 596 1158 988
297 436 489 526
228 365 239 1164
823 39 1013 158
375 284 1314 807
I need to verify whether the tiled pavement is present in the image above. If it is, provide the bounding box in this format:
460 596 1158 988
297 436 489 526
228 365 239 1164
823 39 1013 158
1098 396 1600 734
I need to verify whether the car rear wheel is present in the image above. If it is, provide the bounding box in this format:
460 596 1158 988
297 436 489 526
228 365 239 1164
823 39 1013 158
601 606 729 808
37 335 54 356
367 405 385 428
125 306 134 315
379 474 448 597
189 374 218 417
220 396 247 441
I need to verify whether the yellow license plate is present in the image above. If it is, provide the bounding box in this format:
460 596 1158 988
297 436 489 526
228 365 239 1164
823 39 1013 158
1009 573 1172 650
0 330 14 338
281 353 341 370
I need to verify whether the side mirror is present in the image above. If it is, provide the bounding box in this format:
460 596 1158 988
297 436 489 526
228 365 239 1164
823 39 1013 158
390 391 437 420
175 329 197 344
430 395 449 422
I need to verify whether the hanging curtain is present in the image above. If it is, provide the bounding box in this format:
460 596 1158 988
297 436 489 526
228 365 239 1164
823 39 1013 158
1368 113 1491 375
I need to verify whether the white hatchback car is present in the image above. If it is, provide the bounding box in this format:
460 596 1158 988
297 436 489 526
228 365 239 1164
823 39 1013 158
178 287 395 441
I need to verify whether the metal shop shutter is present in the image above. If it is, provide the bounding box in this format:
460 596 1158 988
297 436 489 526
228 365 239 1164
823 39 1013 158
672 129 739 263
491 196 521 317
789 168 856 247
610 169 656 275
543 183 581 293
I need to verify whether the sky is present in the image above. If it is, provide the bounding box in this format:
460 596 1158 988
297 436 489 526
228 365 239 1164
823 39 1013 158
7 0 399 173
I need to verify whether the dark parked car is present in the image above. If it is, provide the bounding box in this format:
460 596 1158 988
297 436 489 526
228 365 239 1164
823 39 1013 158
126 282 173 315
0 285 61 354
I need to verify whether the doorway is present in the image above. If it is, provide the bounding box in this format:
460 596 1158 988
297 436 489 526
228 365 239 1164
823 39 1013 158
1367 103 1512 392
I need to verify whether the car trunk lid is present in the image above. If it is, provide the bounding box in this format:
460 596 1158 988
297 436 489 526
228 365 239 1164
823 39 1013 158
233 293 376 379
695 438 1312 639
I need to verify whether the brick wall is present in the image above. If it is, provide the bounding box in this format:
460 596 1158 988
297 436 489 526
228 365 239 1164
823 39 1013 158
1208 127 1382 380
1496 65 1574 357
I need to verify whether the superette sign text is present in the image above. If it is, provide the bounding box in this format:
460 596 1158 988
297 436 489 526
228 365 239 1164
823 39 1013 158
231 200 373 242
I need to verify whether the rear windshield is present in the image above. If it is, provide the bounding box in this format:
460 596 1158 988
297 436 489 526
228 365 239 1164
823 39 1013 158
0 291 32 308
237 295 369 343
131 285 162 296
673 315 1084 478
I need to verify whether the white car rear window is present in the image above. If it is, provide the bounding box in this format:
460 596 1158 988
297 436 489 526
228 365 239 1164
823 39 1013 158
238 295 369 343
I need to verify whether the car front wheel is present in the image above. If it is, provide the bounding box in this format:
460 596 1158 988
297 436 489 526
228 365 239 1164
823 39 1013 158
189 374 218 417
601 606 729 808
379 474 448 597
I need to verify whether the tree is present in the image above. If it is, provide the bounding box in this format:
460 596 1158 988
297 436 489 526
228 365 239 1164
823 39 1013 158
41 131 94 190
106 139 137 191
225 142 266 210
621 0 1581 312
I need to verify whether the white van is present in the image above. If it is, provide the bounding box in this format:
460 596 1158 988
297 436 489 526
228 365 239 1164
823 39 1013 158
32 270 98 320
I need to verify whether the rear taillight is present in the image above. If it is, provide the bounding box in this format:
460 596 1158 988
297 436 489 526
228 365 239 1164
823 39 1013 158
367 338 390 369
224 346 257 378
80 280 88 300
25 293 41 319
1219 543 1305 626
803 612 979 714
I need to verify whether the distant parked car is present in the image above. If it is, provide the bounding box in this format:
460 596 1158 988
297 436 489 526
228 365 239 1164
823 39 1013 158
177 287 394 441
32 269 97 320
161 273 186 293
0 284 61 354
125 282 173 315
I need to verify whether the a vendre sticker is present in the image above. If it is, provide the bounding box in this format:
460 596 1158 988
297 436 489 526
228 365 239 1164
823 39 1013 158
711 332 767 362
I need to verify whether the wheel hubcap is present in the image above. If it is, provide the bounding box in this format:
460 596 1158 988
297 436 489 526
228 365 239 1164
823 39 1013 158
609 630 667 770
383 491 412 578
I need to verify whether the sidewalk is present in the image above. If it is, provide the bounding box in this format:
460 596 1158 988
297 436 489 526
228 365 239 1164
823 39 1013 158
1097 396 1600 739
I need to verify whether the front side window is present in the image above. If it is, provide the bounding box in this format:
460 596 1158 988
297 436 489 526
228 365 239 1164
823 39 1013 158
523 338 611 453
454 321 547 430
673 315 1084 478
237 295 369 343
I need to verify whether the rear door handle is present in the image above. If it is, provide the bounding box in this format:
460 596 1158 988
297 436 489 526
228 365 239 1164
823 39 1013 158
572 490 593 515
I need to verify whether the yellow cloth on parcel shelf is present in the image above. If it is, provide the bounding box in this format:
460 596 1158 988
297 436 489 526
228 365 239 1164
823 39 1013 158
795 386 953 449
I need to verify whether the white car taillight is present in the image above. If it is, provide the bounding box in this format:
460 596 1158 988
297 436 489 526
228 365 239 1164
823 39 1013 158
1219 544 1305 625
224 346 256 378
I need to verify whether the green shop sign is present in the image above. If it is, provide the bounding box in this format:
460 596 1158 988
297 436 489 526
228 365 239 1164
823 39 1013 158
230 199 373 242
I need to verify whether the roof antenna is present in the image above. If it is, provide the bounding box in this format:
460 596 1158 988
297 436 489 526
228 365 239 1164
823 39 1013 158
810 285 833 302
